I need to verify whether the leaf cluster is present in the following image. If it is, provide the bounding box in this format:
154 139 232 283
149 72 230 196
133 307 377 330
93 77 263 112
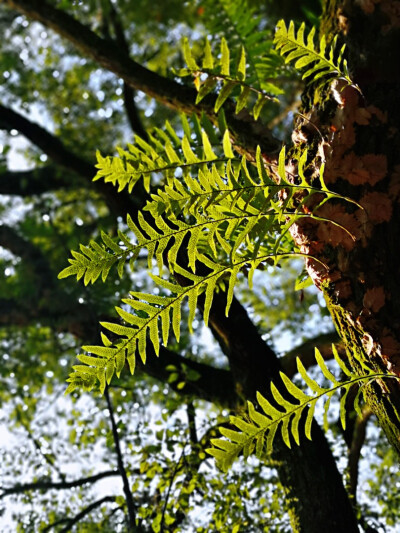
178 37 278 119
58 18 377 479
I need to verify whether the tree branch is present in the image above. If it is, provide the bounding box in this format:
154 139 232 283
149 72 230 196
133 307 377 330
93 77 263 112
2 0 281 160
104 386 138 531
105 1 148 140
0 224 54 285
160 447 185 533
138 345 237 408
0 103 143 215
15 406 66 482
280 331 344 378
0 103 93 177
196 288 358 530
186 401 198 446
0 166 78 196
57 495 117 533
0 470 119 498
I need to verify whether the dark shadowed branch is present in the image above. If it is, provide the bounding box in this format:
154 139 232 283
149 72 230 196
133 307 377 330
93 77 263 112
105 1 148 140
104 386 138 531
49 495 117 533
280 331 344 378
0 103 142 215
0 470 119 498
0 167 78 196
0 224 55 284
2 0 281 161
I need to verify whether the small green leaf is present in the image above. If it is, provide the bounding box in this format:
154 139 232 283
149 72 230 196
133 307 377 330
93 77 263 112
253 94 266 120
236 46 246 81
214 80 236 113
222 129 234 158
220 37 230 76
183 37 198 70
202 39 214 69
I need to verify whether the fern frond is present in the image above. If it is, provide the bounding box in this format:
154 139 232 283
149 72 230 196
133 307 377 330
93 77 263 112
65 250 311 394
274 20 352 84
93 116 229 193
207 349 396 472
58 231 129 285
60 141 359 288
179 37 278 119
198 0 284 93
62 120 364 395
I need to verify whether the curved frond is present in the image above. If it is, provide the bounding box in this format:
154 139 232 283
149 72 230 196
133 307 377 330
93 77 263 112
65 250 311 394
59 141 359 295
274 20 352 85
180 37 278 119
207 349 396 472
62 120 362 395
93 115 228 193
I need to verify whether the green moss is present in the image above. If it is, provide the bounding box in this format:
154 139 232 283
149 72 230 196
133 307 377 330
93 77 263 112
323 287 400 456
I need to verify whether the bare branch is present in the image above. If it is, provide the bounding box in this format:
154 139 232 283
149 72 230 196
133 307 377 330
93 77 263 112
105 1 148 140
15 406 66 482
138 345 237 408
0 224 54 284
0 103 142 215
160 447 185 533
104 386 138 531
0 166 77 196
57 495 117 533
0 103 93 177
187 401 198 446
1 470 119 499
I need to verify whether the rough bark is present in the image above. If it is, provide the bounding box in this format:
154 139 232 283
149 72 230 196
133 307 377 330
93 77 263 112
287 0 400 454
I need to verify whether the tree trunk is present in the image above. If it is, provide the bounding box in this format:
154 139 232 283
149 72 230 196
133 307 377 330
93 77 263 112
289 0 400 453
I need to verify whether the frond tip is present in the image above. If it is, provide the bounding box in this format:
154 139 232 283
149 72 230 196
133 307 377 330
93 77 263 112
207 347 396 472
274 20 352 85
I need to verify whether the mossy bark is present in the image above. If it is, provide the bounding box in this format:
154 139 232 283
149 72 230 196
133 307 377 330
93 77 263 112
290 0 400 455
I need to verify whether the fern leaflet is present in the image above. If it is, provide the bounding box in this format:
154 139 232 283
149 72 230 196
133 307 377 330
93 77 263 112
198 0 284 93
207 347 397 471
93 115 229 193
179 37 278 119
274 20 352 84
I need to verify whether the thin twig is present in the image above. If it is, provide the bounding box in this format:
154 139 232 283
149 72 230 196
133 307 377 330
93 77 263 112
105 0 148 140
104 385 138 531
160 448 185 533
50 495 116 533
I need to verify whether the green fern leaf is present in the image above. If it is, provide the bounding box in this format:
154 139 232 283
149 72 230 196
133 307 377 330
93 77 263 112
220 37 230 76
274 20 352 84
207 348 395 470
